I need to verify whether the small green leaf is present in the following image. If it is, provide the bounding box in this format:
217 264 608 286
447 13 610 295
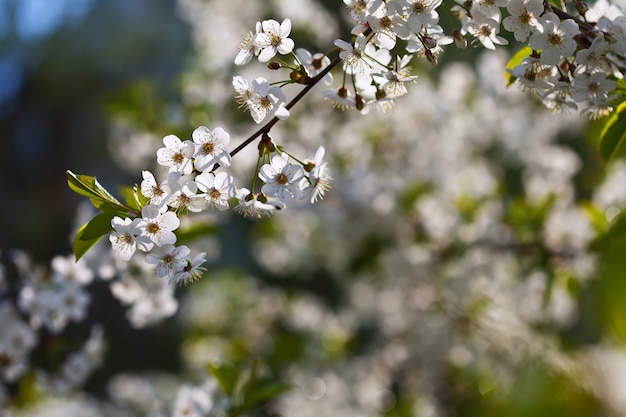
599 101 626 160
120 185 149 212
590 210 626 252
616 78 626 95
505 46 533 87
67 170 133 214
242 380 291 409
581 201 609 235
72 212 116 260
88 199 128 216
207 362 240 397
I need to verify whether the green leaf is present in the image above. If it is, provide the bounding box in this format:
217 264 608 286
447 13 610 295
67 170 133 215
72 212 116 260
207 362 240 397
590 210 626 252
505 46 532 87
581 201 610 235
616 78 626 95
242 380 291 410
120 185 149 212
599 101 626 160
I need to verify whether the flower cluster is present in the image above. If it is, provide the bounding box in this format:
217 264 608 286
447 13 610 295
231 1 625 118
93 0 624 284
0 251 105 402
109 125 330 283
499 0 626 117
9 0 626 415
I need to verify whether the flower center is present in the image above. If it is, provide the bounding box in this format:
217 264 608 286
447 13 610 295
121 233 133 244
354 0 366 13
270 33 282 47
479 25 492 38
152 184 164 197
202 142 215 155
548 33 562 46
412 1 426 13
176 194 190 207
209 188 222 199
260 97 272 109
147 222 160 234
172 151 185 165
380 16 393 30
537 66 553 79
276 173 289 185
520 11 532 24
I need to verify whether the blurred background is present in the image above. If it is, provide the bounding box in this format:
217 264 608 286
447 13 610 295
0 0 192 259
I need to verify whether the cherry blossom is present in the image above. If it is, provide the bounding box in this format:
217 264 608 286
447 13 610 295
254 18 295 63
156 135 194 175
259 154 305 202
529 13 579 66
191 126 232 171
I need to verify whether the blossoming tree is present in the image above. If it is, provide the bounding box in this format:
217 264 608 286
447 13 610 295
3 0 626 415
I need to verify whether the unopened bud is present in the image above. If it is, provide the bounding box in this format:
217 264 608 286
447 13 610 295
375 89 386 100
290 70 303 82
338 86 348 98
267 61 281 70
355 94 365 111
311 57 323 70
453 29 467 50
575 0 589 16
258 133 276 156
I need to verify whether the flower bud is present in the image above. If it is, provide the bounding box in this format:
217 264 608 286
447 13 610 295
258 133 276 156
267 61 281 70
355 94 365 111
311 57 323 70
575 0 588 16
338 86 348 98
290 70 304 83
453 29 467 50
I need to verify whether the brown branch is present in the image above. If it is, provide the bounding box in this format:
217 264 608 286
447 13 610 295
227 54 342 161
213 28 373 171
